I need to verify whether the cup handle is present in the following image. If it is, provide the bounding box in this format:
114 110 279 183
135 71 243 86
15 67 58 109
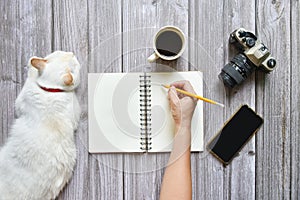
147 53 159 63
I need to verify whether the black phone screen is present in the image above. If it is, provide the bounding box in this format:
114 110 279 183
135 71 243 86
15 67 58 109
207 105 263 165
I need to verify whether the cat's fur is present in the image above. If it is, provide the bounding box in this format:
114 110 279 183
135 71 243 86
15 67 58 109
0 51 81 199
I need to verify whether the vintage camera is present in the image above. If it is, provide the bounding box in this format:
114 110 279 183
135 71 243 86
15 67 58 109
219 28 276 88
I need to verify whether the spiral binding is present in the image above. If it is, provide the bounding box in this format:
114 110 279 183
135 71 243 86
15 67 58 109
139 73 152 152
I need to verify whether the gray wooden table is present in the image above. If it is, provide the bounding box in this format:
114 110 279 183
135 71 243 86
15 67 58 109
0 0 299 199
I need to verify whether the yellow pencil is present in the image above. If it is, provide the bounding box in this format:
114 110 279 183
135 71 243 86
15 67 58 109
162 84 225 108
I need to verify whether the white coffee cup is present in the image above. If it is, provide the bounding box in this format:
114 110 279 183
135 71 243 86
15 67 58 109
147 26 186 62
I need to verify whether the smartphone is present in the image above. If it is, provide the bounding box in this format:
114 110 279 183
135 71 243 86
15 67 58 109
207 105 263 165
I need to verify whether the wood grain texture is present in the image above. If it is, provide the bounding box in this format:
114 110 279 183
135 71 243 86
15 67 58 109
155 0 190 198
0 0 298 199
190 1 257 199
122 0 158 199
156 0 189 71
0 0 19 146
189 1 227 200
291 1 300 199
87 0 123 199
223 1 256 199
256 0 291 199
52 0 90 199
0 0 52 146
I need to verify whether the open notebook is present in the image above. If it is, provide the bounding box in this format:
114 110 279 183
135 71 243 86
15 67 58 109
88 71 203 153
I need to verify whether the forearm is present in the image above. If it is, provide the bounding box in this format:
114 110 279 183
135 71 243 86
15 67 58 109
160 126 192 200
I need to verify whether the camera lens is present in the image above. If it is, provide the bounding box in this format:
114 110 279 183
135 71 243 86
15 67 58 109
219 54 256 88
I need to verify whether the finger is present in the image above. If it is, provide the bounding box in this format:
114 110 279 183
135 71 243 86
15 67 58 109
177 92 185 99
170 80 185 89
170 81 197 102
170 80 196 94
171 86 188 99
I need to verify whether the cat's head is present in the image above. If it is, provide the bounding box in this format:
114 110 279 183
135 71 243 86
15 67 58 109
28 51 81 91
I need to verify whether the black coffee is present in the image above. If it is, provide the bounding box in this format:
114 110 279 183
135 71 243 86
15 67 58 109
156 31 183 57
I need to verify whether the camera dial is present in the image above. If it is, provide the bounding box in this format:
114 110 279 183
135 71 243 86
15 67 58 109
267 59 276 68
246 38 256 47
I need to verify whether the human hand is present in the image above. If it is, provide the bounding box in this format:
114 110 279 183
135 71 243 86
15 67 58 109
168 80 197 131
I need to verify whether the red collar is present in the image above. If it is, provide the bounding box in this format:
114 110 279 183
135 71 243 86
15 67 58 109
39 85 65 93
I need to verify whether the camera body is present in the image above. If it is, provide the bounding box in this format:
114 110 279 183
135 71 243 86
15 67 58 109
219 28 276 88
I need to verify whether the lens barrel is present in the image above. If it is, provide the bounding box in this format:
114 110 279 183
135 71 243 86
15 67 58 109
219 54 255 88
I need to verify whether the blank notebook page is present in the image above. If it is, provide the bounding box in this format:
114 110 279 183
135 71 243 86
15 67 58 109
88 71 203 153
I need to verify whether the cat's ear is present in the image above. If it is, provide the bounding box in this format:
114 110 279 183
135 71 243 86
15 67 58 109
63 72 73 86
30 57 47 70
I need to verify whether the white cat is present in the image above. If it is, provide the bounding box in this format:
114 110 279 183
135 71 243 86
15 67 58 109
0 51 81 199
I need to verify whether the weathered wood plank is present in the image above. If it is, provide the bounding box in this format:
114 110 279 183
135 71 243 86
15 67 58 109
222 1 256 200
0 0 19 146
156 0 189 71
52 0 90 199
256 0 291 199
0 1 52 143
0 1 298 200
291 1 300 199
189 1 227 199
17 0 53 83
122 0 158 199
155 0 190 199
87 0 124 199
